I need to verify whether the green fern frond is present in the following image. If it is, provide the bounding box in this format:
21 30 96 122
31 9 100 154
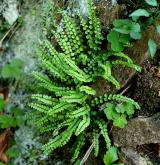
99 62 121 89
113 52 134 63
61 92 87 104
29 103 51 114
42 119 80 154
96 120 111 149
112 60 142 72
68 105 90 118
93 129 99 157
79 85 96 95
47 102 73 115
75 115 90 136
63 14 84 56
31 94 58 106
40 123 58 133
71 133 85 163
106 94 140 109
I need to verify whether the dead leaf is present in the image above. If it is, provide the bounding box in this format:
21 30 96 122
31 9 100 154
0 129 11 163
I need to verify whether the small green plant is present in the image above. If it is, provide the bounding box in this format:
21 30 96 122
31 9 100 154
28 0 141 163
0 96 23 164
0 97 23 129
148 39 157 58
104 102 135 128
103 147 123 165
107 19 142 52
1 58 24 80
128 0 158 58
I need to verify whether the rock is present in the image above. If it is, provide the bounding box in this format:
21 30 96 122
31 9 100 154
112 113 160 147
133 60 160 116
2 0 19 25
121 147 153 165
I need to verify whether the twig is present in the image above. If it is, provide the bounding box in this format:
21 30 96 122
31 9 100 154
80 141 95 165
120 83 132 95
0 22 17 48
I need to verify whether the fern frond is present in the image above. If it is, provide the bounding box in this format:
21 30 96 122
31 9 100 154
113 52 133 63
31 94 58 106
63 14 84 56
99 62 121 89
42 119 80 154
96 120 111 149
112 60 142 72
29 103 51 114
61 92 87 104
33 72 71 95
40 122 58 133
53 28 73 56
75 115 90 136
93 129 99 157
87 0 102 47
79 86 96 95
106 94 140 109
47 102 73 115
67 105 90 118
71 133 85 163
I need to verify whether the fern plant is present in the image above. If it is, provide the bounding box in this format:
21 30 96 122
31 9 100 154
28 0 141 163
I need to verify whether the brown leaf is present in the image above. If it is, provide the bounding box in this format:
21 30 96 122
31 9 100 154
0 129 11 163
0 153 8 163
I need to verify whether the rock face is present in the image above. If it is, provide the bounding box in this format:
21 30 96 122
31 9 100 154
1 0 19 25
121 147 153 165
112 113 160 147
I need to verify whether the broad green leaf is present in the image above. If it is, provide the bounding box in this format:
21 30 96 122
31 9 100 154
113 27 130 34
129 9 150 17
0 115 13 128
156 25 160 34
111 41 123 52
6 148 19 158
103 147 118 165
148 39 157 58
10 107 22 116
130 31 141 40
1 64 13 78
107 31 124 52
11 59 24 68
1 58 24 79
113 115 127 128
113 19 131 34
119 34 130 43
104 103 119 120
0 97 5 112
130 23 141 33
107 31 119 43
113 19 131 27
123 102 135 115
0 163 5 165
115 104 126 113
145 0 157 6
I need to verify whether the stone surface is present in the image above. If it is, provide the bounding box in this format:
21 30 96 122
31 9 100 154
133 60 160 116
121 147 153 165
112 113 160 147
2 0 19 25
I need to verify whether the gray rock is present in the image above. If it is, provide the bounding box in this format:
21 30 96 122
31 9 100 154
2 0 19 25
121 147 153 165
112 113 160 147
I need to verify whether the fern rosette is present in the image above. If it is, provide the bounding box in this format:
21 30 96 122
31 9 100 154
28 0 141 163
